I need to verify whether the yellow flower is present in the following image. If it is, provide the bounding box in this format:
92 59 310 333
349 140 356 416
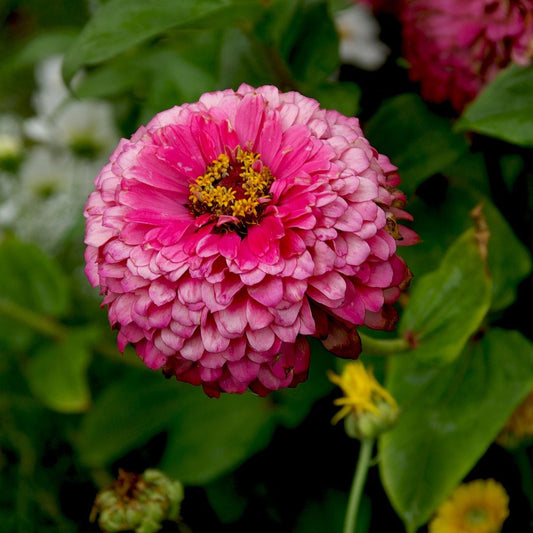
429 479 509 533
328 360 398 439
497 390 533 448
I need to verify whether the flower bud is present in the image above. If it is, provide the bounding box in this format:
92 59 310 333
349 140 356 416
90 469 184 533
328 360 399 439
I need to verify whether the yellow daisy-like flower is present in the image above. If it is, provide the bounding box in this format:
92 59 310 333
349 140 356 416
429 479 509 533
328 360 398 439
497 390 533 448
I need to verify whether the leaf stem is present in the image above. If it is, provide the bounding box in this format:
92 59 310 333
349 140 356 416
514 447 533 513
344 437 374 533
358 332 410 356
0 299 66 341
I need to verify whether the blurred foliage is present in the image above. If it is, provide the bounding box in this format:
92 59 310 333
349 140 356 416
1 0 533 532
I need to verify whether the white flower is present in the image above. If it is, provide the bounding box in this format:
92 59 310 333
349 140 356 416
11 147 100 251
31 55 69 118
53 99 119 156
24 55 119 157
335 5 389 70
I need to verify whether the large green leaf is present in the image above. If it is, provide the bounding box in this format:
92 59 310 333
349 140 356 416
398 183 531 311
365 94 468 194
139 50 218 123
379 328 533 532
306 81 360 118
160 392 275 485
399 227 492 365
62 0 264 81
456 64 533 146
218 27 278 89
24 329 94 413
288 1 340 85
76 369 194 467
76 367 279 480
0 238 70 351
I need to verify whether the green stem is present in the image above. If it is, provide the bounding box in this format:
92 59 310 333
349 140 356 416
344 438 374 533
359 332 410 356
514 447 533 512
0 299 65 341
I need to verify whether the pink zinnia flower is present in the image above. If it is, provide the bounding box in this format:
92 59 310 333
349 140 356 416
402 0 533 112
84 84 416 397
353 0 404 16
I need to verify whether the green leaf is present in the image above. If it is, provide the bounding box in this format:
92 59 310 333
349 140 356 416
399 227 492 365
380 328 533 531
139 50 217 123
76 369 190 467
24 329 94 413
73 60 145 99
160 392 275 485
456 64 533 146
218 28 277 89
255 0 300 53
77 368 277 478
6 30 78 70
62 0 265 81
365 94 468 194
0 238 70 350
288 1 340 85
398 183 531 311
483 200 532 311
305 81 360 117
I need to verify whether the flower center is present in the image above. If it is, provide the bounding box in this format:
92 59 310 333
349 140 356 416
188 147 275 233
466 507 489 526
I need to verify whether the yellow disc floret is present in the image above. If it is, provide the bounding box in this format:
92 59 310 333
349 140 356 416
189 147 275 231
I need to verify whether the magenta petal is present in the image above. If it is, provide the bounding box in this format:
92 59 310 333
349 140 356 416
227 359 260 384
246 327 275 351
201 317 231 353
235 92 265 150
247 276 283 307
180 334 205 361
246 299 274 329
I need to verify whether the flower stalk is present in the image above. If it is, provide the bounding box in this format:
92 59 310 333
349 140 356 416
358 331 410 356
344 437 374 533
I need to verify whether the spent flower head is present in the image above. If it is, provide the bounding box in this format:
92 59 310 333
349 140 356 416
90 469 184 533
429 479 509 533
328 360 398 439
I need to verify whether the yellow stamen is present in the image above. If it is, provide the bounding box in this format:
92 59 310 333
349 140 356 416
188 147 275 230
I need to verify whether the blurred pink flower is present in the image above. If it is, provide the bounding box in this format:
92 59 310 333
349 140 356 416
84 84 416 397
402 0 533 111
354 0 404 16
